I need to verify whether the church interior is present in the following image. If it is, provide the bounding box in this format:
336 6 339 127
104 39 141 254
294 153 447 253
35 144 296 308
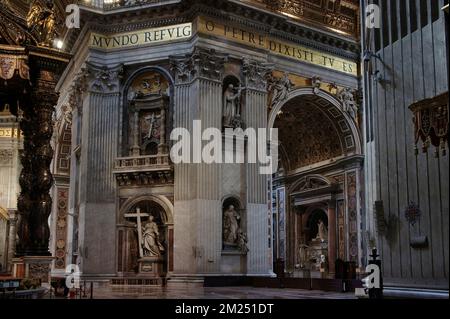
0 0 448 300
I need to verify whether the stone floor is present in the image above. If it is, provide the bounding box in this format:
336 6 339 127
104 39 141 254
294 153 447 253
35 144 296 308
86 286 356 299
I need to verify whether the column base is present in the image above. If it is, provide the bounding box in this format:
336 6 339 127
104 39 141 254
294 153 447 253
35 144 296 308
12 256 55 284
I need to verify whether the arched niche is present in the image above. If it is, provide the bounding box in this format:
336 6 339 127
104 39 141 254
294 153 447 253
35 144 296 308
120 194 174 225
268 87 362 157
121 67 174 157
117 194 174 275
222 196 244 251
223 75 241 91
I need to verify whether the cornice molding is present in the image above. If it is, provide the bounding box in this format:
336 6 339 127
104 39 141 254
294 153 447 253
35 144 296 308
68 0 359 60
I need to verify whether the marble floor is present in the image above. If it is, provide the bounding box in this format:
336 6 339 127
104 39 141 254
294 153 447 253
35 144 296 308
86 286 356 299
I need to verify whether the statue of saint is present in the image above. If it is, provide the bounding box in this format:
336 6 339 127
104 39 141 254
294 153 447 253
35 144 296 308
311 76 322 94
142 215 164 257
316 220 328 242
337 87 358 119
223 205 240 245
223 84 242 127
269 73 293 109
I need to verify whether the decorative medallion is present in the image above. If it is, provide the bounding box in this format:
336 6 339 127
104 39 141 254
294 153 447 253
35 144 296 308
404 202 421 226
57 219 66 228
56 239 65 249
54 188 69 269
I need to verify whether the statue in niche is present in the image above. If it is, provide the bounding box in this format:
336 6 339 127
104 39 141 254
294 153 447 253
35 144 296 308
337 87 358 119
142 215 165 257
316 220 328 242
223 205 241 246
223 84 243 128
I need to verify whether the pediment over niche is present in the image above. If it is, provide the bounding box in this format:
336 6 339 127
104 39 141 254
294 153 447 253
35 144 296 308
291 175 331 193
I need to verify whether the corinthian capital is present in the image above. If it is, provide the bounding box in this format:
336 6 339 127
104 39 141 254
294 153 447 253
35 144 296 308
85 62 124 93
67 68 88 116
242 59 273 91
170 47 228 83
0 149 13 165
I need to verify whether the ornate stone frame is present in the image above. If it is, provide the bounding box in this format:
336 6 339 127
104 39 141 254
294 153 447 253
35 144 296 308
120 65 175 158
117 194 174 276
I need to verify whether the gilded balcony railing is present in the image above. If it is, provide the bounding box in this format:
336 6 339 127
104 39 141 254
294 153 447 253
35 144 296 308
78 0 177 11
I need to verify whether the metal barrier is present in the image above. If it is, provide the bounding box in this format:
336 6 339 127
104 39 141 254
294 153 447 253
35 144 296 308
49 279 94 299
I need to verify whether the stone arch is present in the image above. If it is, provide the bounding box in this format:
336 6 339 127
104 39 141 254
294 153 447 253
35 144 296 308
221 195 243 210
223 74 241 89
120 194 174 225
268 87 362 155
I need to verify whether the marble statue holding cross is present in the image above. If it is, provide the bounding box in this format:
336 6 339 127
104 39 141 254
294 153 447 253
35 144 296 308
142 215 165 257
125 207 164 258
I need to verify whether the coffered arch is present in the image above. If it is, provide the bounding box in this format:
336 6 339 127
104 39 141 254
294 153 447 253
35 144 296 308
269 88 361 153
269 87 361 172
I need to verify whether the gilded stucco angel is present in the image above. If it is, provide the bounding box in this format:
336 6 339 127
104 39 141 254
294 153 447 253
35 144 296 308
26 0 57 47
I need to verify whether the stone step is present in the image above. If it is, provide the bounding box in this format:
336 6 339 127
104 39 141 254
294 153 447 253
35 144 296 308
110 278 164 286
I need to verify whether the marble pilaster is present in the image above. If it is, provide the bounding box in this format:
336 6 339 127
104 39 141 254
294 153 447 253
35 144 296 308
327 200 337 276
170 48 227 277
242 60 273 275
7 209 17 273
75 63 123 276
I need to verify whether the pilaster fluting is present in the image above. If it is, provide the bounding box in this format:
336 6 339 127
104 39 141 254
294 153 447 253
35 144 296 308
170 47 227 275
242 59 273 274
